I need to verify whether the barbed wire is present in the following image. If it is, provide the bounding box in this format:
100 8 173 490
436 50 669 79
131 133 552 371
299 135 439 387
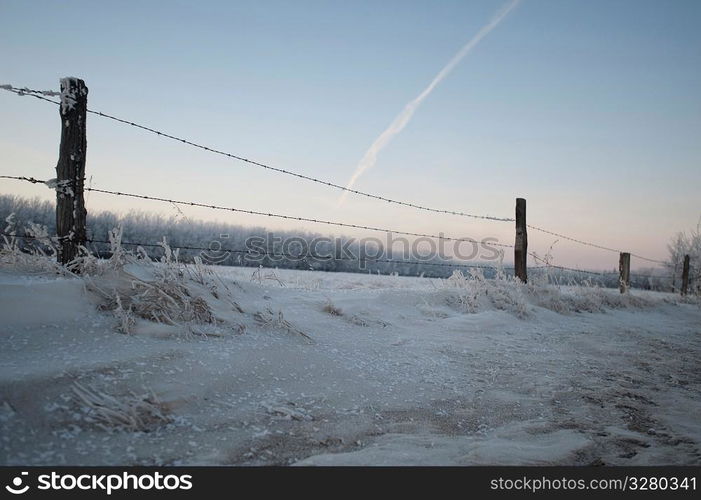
527 224 665 265
0 86 61 104
0 175 514 248
0 231 680 282
0 84 677 266
0 231 512 271
0 84 513 223
0 174 679 274
0 85 60 97
87 186 516 248
3 232 680 289
0 175 46 184
527 252 612 277
527 251 672 280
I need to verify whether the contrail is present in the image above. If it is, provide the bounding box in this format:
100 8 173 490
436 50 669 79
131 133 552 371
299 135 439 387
338 0 520 206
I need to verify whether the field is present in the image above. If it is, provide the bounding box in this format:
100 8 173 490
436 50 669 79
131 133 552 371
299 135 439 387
1 256 700 466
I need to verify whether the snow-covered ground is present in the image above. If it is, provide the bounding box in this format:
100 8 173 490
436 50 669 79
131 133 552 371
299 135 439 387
1 259 700 466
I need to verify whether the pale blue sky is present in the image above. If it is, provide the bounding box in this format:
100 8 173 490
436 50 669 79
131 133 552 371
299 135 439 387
1 0 699 269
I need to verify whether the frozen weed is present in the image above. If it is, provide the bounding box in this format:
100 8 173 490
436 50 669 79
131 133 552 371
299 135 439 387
254 307 313 343
250 266 286 287
322 299 343 316
72 382 172 432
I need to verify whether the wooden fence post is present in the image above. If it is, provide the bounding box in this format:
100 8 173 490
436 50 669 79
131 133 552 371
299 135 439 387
681 254 690 296
515 198 527 283
56 77 88 265
619 252 630 293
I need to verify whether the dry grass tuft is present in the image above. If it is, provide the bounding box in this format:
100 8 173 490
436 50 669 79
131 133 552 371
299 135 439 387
72 382 172 432
250 266 286 287
91 276 216 333
322 299 343 316
254 307 313 343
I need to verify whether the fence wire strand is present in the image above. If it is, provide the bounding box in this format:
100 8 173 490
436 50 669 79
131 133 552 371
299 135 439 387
0 175 46 184
0 84 681 267
0 175 513 248
2 232 678 284
1 231 512 272
527 223 666 265
527 251 672 280
0 84 513 223
0 174 676 270
85 186 515 248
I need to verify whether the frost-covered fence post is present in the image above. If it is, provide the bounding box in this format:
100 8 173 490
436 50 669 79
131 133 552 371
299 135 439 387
681 254 690 296
619 252 631 293
56 77 88 265
514 198 527 283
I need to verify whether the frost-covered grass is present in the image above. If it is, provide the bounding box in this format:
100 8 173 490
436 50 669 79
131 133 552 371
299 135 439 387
1 226 695 335
71 382 172 433
217 264 695 319
0 214 68 276
1 224 700 466
1 222 696 340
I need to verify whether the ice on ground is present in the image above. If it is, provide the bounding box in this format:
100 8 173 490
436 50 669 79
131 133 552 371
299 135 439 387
0 261 699 466
296 424 592 466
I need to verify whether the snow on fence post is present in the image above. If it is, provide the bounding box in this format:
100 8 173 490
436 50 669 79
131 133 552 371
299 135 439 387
681 254 690 296
56 77 88 266
514 197 527 283
619 252 631 293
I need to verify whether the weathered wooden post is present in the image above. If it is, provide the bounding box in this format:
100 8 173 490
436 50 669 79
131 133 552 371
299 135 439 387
619 252 630 293
681 254 690 296
56 77 88 265
514 198 527 283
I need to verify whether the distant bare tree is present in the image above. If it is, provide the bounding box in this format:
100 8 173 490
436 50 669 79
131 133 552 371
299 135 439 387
666 217 701 293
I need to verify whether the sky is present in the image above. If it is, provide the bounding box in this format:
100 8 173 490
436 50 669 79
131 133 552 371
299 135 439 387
1 0 700 270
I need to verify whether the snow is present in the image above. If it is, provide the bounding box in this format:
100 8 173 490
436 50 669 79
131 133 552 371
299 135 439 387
296 426 591 466
0 262 699 466
59 77 80 114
